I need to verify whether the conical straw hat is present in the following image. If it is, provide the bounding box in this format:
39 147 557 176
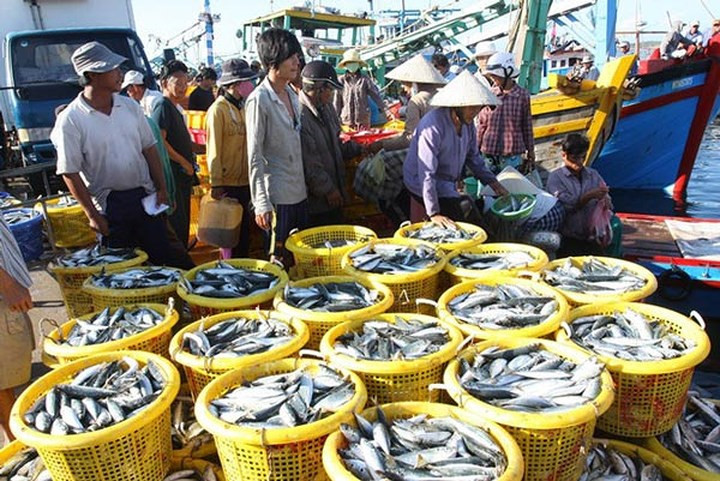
431 70 501 107
385 54 447 85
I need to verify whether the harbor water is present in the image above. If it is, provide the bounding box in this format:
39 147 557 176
612 122 720 218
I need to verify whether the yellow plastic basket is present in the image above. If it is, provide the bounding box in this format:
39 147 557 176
82 266 184 311
556 302 710 438
170 454 226 481
645 433 720 481
444 242 549 285
196 154 209 177
50 249 148 318
320 314 463 403
9 351 180 481
393 221 488 252
322 402 524 481
38 198 96 248
341 238 447 314
436 276 569 340
170 310 309 398
190 184 210 241
541 256 658 306
186 110 207 130
593 439 692 481
177 259 289 320
444 338 615 481
274 275 394 350
42 303 179 365
0 440 27 471
285 225 378 278
194 358 367 481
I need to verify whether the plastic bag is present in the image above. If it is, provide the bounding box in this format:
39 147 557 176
363 150 386 185
588 195 613 247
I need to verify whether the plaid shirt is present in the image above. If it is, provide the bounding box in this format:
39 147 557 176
476 84 534 156
353 148 406 204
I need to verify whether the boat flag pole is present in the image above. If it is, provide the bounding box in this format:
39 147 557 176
698 0 715 19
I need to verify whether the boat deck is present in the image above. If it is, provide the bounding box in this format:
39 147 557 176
619 213 682 259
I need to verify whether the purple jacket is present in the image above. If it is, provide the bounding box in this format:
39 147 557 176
403 107 497 217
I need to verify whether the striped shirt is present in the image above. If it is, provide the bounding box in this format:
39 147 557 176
0 217 32 289
476 83 535 157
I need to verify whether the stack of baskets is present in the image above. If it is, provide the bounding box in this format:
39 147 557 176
51 248 148 318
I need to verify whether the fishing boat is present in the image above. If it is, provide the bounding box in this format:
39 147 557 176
594 39 720 198
619 212 720 367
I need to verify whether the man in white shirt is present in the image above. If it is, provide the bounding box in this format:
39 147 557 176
122 70 163 116
51 41 192 268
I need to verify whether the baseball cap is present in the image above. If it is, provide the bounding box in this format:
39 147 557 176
121 70 145 90
71 41 127 76
301 60 342 89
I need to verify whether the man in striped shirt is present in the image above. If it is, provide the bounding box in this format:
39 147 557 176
0 216 33 442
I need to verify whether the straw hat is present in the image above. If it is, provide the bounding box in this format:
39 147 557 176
581 54 594 64
385 54 446 85
338 49 367 68
431 70 501 107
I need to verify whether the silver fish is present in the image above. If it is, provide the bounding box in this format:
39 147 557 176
349 243 441 274
283 281 381 312
180 261 280 299
181 316 295 358
171 392 214 456
163 466 217 481
494 195 534 215
582 443 662 481
209 364 354 429
0 446 51 481
404 223 479 244
2 208 39 226
449 251 536 272
0 195 18 209
458 344 605 412
447 284 558 330
53 194 80 208
659 392 720 473
333 317 450 360
339 406 507 480
310 239 361 249
566 308 696 361
58 306 164 347
24 357 167 435
544 257 647 294
56 244 138 268
90 267 181 289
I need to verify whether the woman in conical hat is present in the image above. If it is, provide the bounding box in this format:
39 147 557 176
403 71 509 227
334 49 391 129
382 54 446 151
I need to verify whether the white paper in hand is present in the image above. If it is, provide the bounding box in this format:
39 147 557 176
142 192 170 217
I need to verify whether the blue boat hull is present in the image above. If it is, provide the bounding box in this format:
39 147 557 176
594 59 720 191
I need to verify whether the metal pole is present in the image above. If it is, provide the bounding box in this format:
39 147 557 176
204 0 214 66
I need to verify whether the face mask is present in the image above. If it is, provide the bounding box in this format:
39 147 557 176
411 83 419 96
345 63 360 73
235 81 254 99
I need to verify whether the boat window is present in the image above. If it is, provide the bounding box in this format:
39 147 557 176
551 60 557 68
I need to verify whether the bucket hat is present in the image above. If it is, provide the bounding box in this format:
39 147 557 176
385 54 446 85
474 41 498 58
338 49 367 68
218 59 258 86
430 70 501 107
71 41 127 76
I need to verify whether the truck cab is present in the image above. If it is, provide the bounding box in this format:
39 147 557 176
3 27 155 167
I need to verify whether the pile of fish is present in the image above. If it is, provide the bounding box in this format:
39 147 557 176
0 447 50 481
283 281 381 312
58 306 165 347
333 317 450 361
181 316 296 358
348 243 440 274
659 392 720 473
53 195 79 207
89 267 181 289
567 308 696 361
457 344 605 412
171 392 214 456
0 195 18 209
582 444 662 481
404 223 479 245
544 258 648 294
493 195 534 216
2 209 38 226
310 239 360 249
208 364 355 429
163 467 217 481
446 284 558 330
449 251 536 272
56 245 138 268
338 407 507 480
23 356 166 435
180 261 280 299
